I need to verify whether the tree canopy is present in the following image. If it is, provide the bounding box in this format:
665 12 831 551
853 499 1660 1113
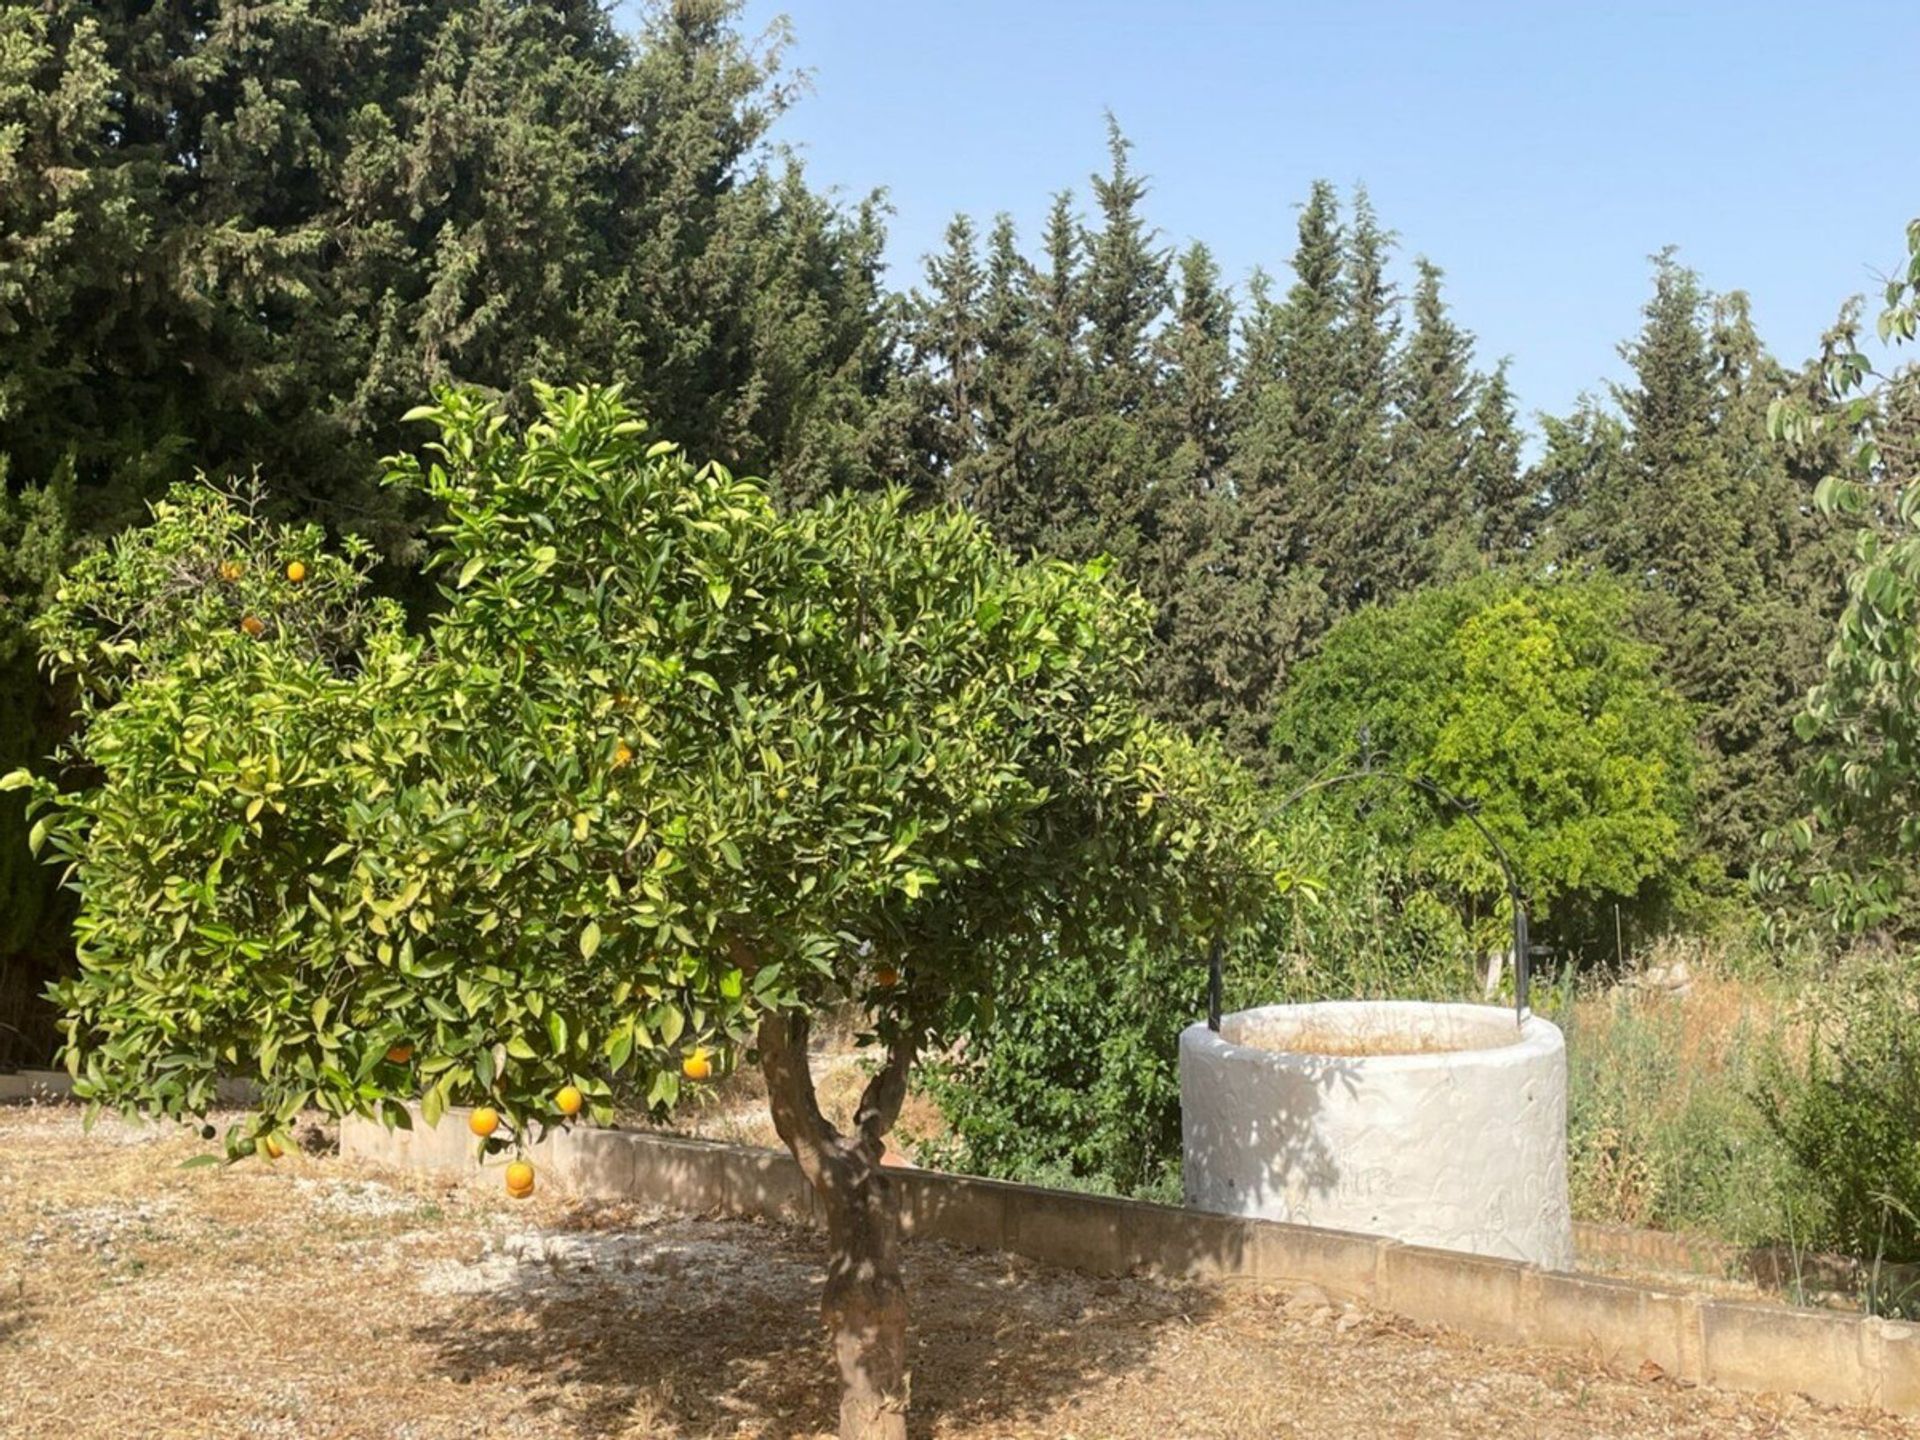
1269 574 1700 944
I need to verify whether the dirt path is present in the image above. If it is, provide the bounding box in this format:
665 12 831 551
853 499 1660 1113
0 1104 1910 1439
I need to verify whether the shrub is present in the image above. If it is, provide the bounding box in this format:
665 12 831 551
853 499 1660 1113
1758 950 1920 1267
922 804 1477 1195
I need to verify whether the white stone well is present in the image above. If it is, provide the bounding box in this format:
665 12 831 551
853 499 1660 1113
1179 1000 1572 1269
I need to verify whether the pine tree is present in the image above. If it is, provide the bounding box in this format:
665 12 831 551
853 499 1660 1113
1146 243 1249 746
1153 243 1237 486
1231 178 1356 675
964 215 1041 532
1698 292 1848 863
1083 117 1171 416
1034 191 1086 413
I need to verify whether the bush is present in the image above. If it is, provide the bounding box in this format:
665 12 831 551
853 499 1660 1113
1758 950 1920 1267
921 805 1479 1195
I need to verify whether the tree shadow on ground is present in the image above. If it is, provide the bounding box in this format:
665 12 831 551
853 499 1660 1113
409 1041 1361 1436
407 1207 1234 1438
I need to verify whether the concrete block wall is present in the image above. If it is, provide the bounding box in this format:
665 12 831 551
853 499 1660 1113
340 1110 1920 1418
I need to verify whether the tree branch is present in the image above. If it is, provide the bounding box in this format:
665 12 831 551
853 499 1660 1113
757 1009 840 1189
854 1026 917 1159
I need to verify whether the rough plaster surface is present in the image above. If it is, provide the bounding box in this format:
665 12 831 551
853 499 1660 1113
1181 1001 1573 1269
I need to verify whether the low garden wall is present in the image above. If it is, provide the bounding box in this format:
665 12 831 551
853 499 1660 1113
342 1107 1920 1418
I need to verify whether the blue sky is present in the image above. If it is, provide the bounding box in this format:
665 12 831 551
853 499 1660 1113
702 1 1915 430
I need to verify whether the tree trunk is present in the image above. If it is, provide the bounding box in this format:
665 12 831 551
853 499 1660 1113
759 1011 914 1440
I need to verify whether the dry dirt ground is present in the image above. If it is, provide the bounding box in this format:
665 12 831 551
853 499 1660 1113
1 1104 1913 1440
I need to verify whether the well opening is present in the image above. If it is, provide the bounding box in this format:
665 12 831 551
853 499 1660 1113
1219 999 1525 1059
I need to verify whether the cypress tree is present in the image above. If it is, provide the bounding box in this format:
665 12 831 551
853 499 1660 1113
1561 255 1845 875
1390 257 1480 584
1339 187 1401 592
1467 360 1531 563
902 215 987 502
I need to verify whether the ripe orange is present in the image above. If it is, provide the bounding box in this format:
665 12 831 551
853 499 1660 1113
241 615 266 637
285 560 307 583
261 1136 285 1160
681 1048 712 1082
218 560 244 583
555 1085 583 1117
469 1106 500 1138
505 1160 535 1198
874 965 900 989
386 1043 414 1064
613 741 634 768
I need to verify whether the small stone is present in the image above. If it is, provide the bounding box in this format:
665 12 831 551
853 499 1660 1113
1282 1283 1329 1317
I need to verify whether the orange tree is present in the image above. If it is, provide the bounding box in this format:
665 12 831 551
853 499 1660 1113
9 384 1275 1440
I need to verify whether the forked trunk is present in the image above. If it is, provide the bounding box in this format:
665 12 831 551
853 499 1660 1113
759 1012 915 1440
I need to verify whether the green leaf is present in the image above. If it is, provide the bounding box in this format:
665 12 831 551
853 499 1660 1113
579 921 601 960
657 1006 685 1048
605 1025 634 1071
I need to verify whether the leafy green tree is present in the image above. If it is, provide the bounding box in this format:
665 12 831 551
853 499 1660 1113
1760 221 1920 937
1269 574 1700 951
11 386 1273 1440
0 466 75 1064
925 801 1477 1198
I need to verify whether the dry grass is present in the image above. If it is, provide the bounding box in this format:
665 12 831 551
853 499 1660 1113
1560 939 1816 1243
3 1104 1913 1438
